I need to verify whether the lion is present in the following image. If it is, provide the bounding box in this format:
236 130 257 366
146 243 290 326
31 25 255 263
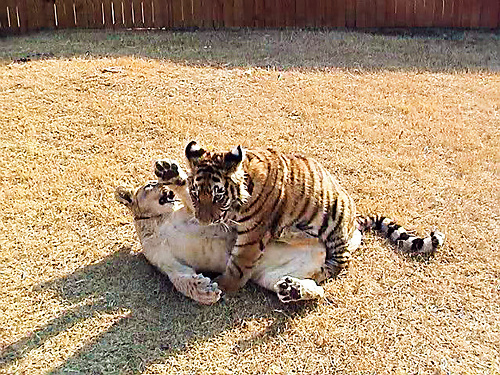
115 160 328 305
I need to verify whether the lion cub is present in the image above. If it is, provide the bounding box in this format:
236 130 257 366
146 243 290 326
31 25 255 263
115 160 326 305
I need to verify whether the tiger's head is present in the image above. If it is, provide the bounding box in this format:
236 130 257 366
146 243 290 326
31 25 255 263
185 141 250 225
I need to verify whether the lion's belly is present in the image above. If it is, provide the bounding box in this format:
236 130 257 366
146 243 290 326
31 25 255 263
252 238 326 285
159 221 232 274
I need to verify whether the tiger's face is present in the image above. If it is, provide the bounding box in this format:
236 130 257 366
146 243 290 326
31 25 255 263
185 141 249 225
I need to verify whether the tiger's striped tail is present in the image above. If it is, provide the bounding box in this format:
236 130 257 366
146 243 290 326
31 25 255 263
357 216 445 255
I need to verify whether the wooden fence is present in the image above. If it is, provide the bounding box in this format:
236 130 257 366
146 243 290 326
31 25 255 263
1 0 500 34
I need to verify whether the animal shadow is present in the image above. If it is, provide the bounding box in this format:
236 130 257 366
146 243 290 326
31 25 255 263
0 247 316 374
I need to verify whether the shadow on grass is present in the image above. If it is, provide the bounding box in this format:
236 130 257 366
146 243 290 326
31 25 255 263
1 28 499 72
0 247 315 374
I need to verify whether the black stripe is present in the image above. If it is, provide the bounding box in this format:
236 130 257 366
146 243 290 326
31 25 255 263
375 216 386 230
238 186 282 224
230 259 244 279
240 153 275 215
197 166 216 174
290 159 309 224
386 224 401 238
431 234 440 248
236 219 267 235
410 238 424 251
398 232 410 241
245 175 254 195
234 239 262 248
238 158 284 223
295 159 317 227
319 198 337 237
259 240 265 251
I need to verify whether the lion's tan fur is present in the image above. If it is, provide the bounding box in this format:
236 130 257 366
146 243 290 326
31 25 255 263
115 175 327 305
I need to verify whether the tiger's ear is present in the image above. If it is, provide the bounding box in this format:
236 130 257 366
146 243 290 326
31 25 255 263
114 186 135 206
224 145 245 173
185 141 206 169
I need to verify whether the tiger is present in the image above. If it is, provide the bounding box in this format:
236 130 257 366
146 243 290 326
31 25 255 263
156 141 445 293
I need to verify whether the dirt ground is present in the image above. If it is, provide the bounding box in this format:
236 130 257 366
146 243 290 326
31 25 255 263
0 29 499 374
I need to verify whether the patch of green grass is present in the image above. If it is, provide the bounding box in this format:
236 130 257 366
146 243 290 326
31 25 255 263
1 29 499 71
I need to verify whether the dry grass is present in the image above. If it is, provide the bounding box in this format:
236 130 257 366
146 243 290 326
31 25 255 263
0 30 499 374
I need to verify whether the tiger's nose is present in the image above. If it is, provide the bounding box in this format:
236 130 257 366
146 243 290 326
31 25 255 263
196 205 214 225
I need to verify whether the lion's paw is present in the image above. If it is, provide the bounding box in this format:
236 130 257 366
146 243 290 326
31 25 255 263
191 274 222 305
274 276 324 303
155 159 187 186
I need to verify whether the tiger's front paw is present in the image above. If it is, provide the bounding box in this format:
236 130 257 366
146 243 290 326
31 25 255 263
155 159 187 186
190 274 222 305
214 274 244 293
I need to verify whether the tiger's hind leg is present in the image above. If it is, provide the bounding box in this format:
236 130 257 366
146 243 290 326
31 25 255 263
273 276 324 303
321 230 355 279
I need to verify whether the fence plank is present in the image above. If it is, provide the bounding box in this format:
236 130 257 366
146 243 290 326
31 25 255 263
4 0 500 33
393 0 406 26
480 0 500 27
0 1 9 31
233 0 244 27
254 0 264 26
294 0 305 27
366 0 379 27
223 0 233 27
242 0 254 27
264 0 276 27
334 0 346 27
323 0 332 26
405 0 415 27
315 0 323 27
432 0 443 26
22 0 35 30
198 0 209 27
414 0 424 26
304 0 314 27
456 0 466 27
345 0 356 27
170 0 181 26
375 0 386 27
420 0 435 27
183 0 193 27
154 0 166 27
190 0 200 27
82 0 99 27
215 0 225 28
2 0 19 32
468 0 480 27
53 0 72 28
384 0 395 26
355 0 366 27
445 0 456 27
73 0 88 27
281 0 294 27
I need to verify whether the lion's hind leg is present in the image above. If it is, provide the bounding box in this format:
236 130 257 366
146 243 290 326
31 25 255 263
274 276 324 303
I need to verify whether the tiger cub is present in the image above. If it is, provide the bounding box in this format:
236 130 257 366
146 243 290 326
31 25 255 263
158 141 444 293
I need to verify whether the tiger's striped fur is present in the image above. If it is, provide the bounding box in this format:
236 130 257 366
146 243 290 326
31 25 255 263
156 141 445 294
184 141 359 292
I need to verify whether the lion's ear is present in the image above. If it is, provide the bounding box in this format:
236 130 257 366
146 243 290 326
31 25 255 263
114 186 134 206
185 141 206 169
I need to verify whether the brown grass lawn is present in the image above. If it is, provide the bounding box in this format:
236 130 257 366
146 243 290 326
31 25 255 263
0 29 499 374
